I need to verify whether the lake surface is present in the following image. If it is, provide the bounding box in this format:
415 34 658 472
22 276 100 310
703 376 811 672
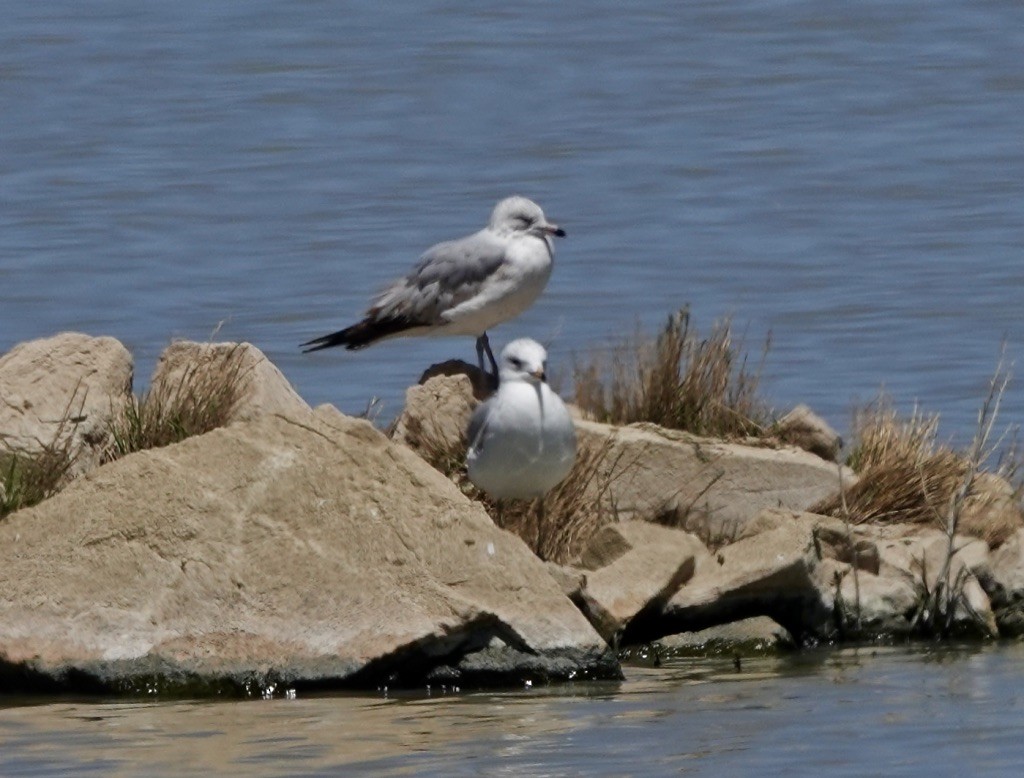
3 0 1024 443
3 644 1024 776
4 0 1024 772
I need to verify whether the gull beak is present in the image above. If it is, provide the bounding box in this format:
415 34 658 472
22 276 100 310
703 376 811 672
530 368 547 382
542 223 566 238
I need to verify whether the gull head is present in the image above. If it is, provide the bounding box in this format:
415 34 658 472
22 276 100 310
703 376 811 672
499 337 549 384
489 196 566 240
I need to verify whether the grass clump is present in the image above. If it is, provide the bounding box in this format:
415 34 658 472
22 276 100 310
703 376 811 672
573 308 773 439
106 343 251 460
0 388 85 520
816 399 967 527
0 443 76 519
816 385 1021 549
819 356 1020 637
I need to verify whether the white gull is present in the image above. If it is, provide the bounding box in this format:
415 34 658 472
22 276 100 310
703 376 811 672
466 338 577 500
301 196 565 375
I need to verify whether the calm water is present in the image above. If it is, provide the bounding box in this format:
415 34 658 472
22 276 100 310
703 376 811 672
3 645 1024 776
4 0 1024 771
3 0 1024 441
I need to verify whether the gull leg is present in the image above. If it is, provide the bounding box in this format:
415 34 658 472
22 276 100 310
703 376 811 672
477 333 499 378
475 335 486 374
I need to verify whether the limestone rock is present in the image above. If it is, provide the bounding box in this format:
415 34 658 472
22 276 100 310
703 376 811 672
822 557 919 636
775 403 842 462
987 528 1024 636
391 373 477 465
150 341 311 424
0 406 617 693
573 523 708 643
544 562 587 601
825 526 997 638
0 332 133 477
990 528 1024 604
573 420 850 543
632 521 831 644
656 616 793 655
959 472 1024 548
576 520 709 571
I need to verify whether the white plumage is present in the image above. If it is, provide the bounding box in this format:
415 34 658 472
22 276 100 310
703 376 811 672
466 338 577 500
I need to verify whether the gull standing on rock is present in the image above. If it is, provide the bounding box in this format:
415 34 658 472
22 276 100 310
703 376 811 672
300 196 565 376
467 338 577 500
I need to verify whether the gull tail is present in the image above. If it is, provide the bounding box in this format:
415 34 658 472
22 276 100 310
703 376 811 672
300 315 417 353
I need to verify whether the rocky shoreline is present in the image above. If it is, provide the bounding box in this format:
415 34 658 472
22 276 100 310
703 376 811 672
2 333 1023 696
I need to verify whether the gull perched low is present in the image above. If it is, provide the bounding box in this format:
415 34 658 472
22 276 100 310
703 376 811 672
300 196 565 375
466 338 577 500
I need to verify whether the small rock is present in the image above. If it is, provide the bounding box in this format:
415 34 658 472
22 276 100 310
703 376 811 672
391 372 476 470
656 616 793 655
0 332 133 478
775 403 842 462
574 419 853 542
418 359 496 400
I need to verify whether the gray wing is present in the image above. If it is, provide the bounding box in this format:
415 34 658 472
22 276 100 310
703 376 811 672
369 230 509 324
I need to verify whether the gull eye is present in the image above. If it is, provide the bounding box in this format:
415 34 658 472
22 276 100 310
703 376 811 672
509 357 524 369
515 214 532 228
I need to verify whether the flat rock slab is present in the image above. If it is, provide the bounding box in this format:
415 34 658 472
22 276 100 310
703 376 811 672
656 616 794 656
575 419 849 540
627 521 831 644
0 406 617 695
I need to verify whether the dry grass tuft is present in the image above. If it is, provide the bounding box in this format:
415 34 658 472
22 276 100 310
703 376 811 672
816 387 1023 550
816 399 968 526
573 308 773 439
106 344 251 460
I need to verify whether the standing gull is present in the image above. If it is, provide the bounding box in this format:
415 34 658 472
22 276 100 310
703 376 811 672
300 196 565 375
467 338 577 500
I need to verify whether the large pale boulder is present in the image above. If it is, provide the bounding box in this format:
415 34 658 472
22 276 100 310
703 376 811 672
150 341 311 423
0 406 617 693
0 333 133 476
576 420 851 542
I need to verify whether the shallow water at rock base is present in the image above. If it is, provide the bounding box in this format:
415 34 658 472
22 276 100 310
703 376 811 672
3 643 1023 776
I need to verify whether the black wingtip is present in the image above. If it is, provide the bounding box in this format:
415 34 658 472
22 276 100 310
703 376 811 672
300 316 420 353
